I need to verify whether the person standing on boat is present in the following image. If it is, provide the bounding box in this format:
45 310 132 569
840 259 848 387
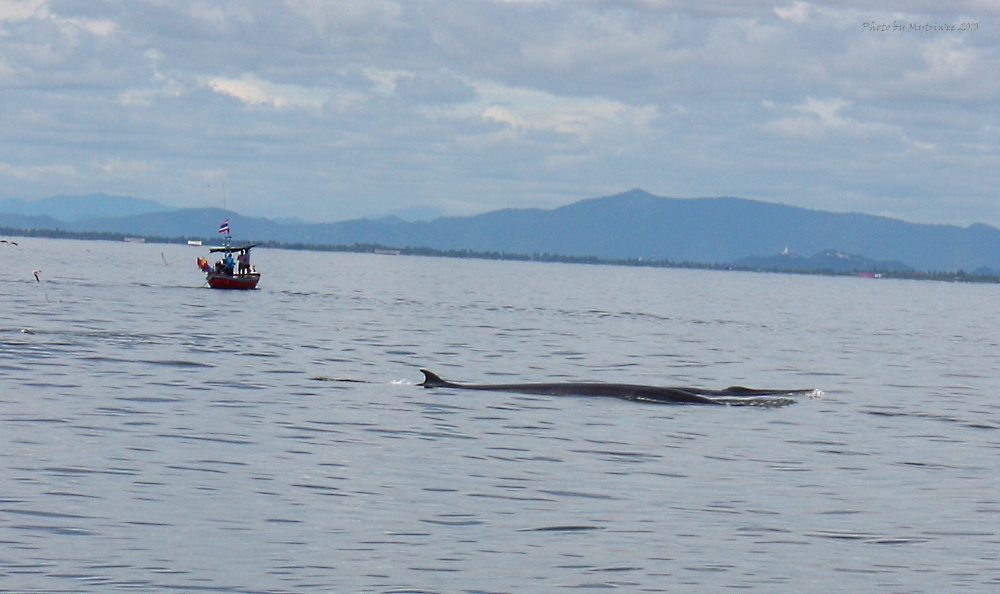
223 252 235 275
237 249 249 275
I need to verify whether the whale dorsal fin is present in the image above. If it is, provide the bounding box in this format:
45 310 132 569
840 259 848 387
419 369 449 387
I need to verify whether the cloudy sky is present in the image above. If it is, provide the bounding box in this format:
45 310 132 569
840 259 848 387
0 1 996 225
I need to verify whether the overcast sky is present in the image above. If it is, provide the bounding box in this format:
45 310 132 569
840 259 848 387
0 1 996 225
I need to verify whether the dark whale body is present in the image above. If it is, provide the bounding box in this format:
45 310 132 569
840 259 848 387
419 369 815 405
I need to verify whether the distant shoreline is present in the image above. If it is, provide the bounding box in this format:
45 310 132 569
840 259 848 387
3 226 998 284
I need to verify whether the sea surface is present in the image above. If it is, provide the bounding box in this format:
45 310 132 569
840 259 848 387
1 237 999 593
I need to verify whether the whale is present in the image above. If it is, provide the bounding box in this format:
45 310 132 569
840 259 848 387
419 369 816 405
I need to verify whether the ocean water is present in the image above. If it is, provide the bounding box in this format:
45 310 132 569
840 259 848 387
1 237 999 593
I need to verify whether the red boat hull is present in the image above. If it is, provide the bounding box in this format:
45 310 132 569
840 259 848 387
207 273 260 290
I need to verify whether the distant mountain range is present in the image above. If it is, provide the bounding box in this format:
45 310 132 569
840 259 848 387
2 189 999 274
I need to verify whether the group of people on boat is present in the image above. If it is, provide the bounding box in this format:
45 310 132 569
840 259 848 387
214 249 253 276
197 248 254 277
215 250 254 276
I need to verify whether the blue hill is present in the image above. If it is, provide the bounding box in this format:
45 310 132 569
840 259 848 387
307 189 1000 272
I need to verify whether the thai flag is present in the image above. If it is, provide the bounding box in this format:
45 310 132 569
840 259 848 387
218 219 230 234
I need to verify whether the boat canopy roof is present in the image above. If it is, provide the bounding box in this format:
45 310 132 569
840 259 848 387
209 242 261 253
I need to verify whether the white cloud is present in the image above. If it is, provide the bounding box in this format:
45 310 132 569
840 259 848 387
0 0 114 35
905 37 977 85
100 158 153 177
470 82 660 147
774 1 809 24
797 97 849 125
206 75 326 110
208 76 289 108
760 97 896 140
69 17 115 37
0 0 47 23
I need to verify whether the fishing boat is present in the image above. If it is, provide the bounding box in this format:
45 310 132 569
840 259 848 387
196 218 261 289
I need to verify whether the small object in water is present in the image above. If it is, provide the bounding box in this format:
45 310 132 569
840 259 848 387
32 270 41 282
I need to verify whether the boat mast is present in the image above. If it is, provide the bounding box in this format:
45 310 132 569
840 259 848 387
222 182 231 247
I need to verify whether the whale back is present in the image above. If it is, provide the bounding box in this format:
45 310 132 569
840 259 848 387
418 369 722 404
